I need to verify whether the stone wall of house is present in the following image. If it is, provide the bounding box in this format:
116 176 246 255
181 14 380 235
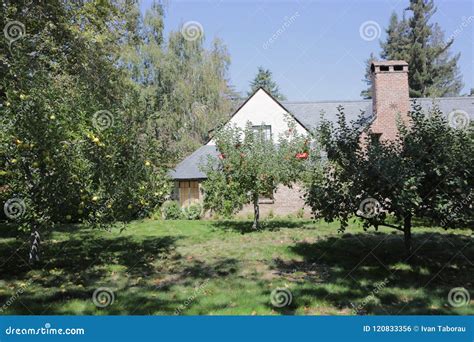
198 182 311 219
236 183 311 218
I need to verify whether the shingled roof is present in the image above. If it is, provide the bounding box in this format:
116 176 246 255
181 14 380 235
282 99 373 129
170 96 473 180
170 145 219 180
282 97 473 130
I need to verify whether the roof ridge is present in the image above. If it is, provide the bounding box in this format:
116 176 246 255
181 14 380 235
283 99 372 104
282 96 472 104
414 96 473 101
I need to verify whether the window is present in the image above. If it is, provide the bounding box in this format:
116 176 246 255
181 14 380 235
252 125 272 141
179 181 200 207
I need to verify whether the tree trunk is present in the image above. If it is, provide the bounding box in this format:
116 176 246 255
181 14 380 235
252 194 260 230
403 215 412 254
29 228 41 264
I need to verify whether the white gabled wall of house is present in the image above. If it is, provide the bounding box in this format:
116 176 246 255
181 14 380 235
207 88 307 146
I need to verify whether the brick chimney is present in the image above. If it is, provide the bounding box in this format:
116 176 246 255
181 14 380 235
370 60 410 141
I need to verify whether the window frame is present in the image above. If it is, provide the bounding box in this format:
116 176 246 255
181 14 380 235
251 124 272 141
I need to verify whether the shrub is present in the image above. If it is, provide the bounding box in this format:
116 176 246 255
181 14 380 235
296 208 305 219
182 203 203 220
161 201 182 220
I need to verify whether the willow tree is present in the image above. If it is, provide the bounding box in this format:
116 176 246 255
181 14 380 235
120 4 236 161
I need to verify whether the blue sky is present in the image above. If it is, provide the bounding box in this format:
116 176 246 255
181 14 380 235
141 0 473 101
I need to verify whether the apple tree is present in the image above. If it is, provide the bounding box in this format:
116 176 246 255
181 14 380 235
0 1 170 263
305 104 473 252
201 119 312 229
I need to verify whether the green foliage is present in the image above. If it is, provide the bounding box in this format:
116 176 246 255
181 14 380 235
248 67 286 100
362 1 463 98
121 6 236 161
182 203 203 220
296 208 305 219
1 219 471 315
0 1 170 260
201 118 312 229
305 104 473 251
360 53 377 99
161 201 183 220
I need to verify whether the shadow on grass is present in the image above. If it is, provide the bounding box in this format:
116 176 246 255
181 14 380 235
0 233 179 280
0 225 243 315
270 231 473 315
0 230 181 314
211 219 314 234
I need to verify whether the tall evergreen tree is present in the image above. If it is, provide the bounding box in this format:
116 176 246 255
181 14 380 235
361 13 410 99
248 67 286 100
361 0 464 98
428 23 463 97
380 12 411 61
360 52 377 99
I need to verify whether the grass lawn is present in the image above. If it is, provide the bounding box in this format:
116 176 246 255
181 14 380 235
0 218 472 315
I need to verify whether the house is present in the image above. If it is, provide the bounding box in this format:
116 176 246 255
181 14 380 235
170 60 473 217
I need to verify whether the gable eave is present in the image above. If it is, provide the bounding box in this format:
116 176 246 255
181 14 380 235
205 87 311 145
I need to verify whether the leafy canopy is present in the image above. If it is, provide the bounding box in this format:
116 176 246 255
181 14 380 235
305 104 473 251
201 119 310 228
0 1 170 262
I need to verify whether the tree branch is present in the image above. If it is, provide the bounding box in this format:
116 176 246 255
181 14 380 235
355 213 404 232
377 222 404 232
